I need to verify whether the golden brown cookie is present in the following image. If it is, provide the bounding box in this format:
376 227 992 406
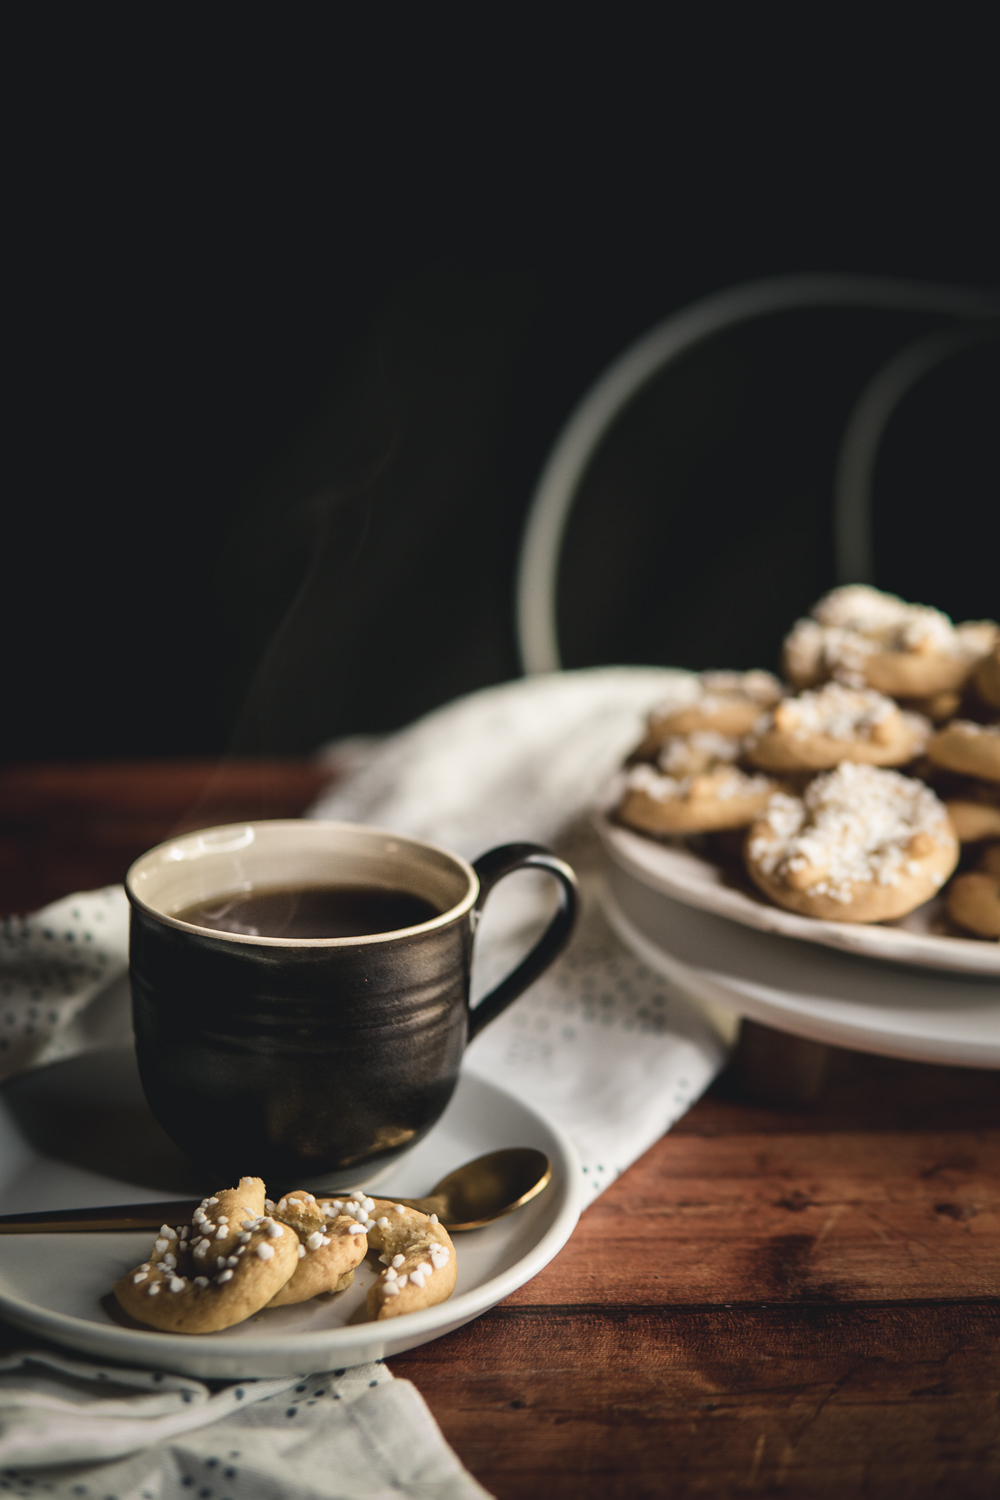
617 731 779 835
114 1181 460 1331
744 683 930 772
974 642 1000 710
782 585 997 697
946 844 1000 940
113 1178 301 1334
363 1199 457 1320
266 1190 368 1306
943 793 1000 844
898 689 963 724
927 721 1000 784
631 670 782 758
744 763 958 923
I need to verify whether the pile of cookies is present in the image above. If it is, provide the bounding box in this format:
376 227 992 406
613 585 1000 940
113 1176 456 1335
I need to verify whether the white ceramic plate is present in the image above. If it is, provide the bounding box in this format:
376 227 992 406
596 812 1000 977
0 1048 583 1378
600 851 1000 1067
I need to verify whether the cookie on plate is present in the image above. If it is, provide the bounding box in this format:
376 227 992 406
113 1178 301 1334
974 641 1000 710
927 721 1000 784
618 731 780 835
630 670 782 759
782 584 997 698
266 1190 369 1306
365 1199 457 1321
745 682 930 772
944 785 1000 844
946 843 1000 940
744 762 958 923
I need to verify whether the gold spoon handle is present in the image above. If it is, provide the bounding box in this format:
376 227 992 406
0 1192 442 1235
0 1200 206 1233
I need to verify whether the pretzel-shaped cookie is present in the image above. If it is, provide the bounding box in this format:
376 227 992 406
276 1191 457 1318
266 1190 369 1306
113 1177 300 1333
114 1181 459 1332
277 1192 457 1319
358 1198 457 1321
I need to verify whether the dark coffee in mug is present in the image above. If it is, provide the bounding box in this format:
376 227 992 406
174 884 441 939
125 821 578 1183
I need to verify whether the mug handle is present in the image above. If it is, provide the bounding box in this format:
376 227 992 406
467 843 579 1042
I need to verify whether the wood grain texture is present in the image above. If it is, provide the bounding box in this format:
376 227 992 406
396 1301 1000 1499
392 1049 1000 1498
515 1135 1000 1307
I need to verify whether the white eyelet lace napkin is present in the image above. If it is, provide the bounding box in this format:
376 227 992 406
0 667 730 1498
310 668 731 1197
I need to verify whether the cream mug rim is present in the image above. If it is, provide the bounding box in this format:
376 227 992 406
124 819 479 948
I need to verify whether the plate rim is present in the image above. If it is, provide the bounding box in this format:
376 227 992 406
0 1066 584 1377
595 810 1000 977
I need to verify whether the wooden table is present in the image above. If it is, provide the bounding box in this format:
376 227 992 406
2 759 999 1498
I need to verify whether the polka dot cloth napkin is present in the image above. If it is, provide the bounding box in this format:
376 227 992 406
0 1350 488 1498
312 667 733 1200
1 888 131 1084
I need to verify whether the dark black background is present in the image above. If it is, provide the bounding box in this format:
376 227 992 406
5 12 998 760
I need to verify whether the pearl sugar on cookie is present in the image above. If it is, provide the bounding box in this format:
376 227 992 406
113 1177 458 1334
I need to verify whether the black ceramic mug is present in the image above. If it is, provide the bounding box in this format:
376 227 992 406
126 820 578 1184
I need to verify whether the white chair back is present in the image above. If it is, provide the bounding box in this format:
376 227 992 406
516 273 999 675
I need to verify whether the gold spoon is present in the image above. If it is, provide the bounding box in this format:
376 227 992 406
0 1147 552 1235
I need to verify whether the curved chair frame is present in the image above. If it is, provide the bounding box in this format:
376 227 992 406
516 273 1000 675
